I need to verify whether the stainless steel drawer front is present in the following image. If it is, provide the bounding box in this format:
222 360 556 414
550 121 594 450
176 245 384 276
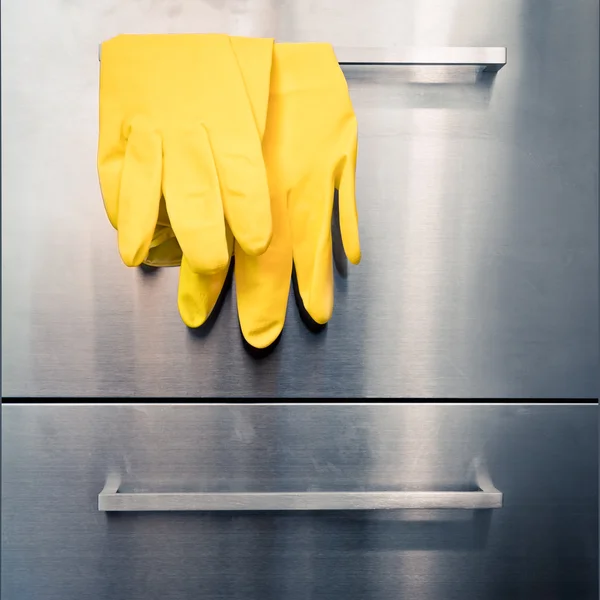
2 0 597 398
2 404 597 600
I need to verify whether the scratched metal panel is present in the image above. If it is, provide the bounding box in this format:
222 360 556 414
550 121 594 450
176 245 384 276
1 0 598 397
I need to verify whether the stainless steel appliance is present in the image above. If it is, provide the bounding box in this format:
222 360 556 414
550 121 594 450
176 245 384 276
1 0 597 398
2 404 598 599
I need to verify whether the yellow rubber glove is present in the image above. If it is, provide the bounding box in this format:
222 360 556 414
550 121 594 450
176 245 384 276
235 43 361 350
176 36 274 327
98 34 273 274
178 42 361 348
143 36 274 270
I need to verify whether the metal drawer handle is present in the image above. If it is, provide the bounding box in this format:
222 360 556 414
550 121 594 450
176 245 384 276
98 462 502 512
98 45 507 72
335 46 506 72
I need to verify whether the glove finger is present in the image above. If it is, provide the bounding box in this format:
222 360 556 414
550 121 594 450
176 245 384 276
178 227 234 329
117 117 163 267
214 142 272 259
289 174 336 326
211 38 272 259
235 193 293 350
336 116 361 266
97 144 124 231
163 126 228 275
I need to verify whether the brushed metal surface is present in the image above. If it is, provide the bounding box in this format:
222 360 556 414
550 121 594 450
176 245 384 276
1 0 598 397
2 404 598 599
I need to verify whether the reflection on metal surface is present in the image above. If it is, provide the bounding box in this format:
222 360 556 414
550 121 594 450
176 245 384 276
98 460 502 511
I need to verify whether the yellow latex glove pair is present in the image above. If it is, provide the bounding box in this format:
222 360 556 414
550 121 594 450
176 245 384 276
98 34 360 352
